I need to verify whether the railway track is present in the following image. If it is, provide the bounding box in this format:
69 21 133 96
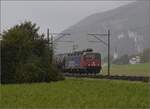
64 73 150 82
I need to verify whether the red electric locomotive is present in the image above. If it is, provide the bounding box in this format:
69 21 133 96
55 48 101 74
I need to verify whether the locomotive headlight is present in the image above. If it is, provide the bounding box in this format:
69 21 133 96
97 64 100 66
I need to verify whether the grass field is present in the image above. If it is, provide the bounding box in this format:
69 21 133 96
0 78 149 108
102 63 150 77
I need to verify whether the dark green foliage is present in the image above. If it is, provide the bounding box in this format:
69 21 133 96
1 21 64 84
140 48 150 63
46 65 64 81
113 54 129 65
102 55 113 63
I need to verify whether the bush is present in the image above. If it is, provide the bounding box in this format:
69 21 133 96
46 65 64 82
113 54 129 65
14 57 44 83
140 48 150 63
1 21 64 84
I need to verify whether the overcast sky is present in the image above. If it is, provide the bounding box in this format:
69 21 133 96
1 1 133 34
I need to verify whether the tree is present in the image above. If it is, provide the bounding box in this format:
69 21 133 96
1 21 64 84
140 48 150 63
113 54 129 65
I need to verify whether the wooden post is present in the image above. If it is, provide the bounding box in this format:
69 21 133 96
108 30 110 76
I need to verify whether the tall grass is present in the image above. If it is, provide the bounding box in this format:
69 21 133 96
0 78 149 108
102 63 150 76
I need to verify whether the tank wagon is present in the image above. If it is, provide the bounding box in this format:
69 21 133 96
55 48 101 74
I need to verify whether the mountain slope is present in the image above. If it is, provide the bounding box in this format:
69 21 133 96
57 1 150 57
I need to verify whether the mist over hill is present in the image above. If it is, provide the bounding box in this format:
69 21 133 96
56 1 150 58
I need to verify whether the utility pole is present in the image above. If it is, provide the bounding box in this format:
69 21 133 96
47 28 72 63
88 30 111 76
107 30 110 76
72 43 78 52
50 30 54 63
47 28 50 50
47 28 53 64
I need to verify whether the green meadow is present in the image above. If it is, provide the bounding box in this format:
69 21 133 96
102 63 150 77
0 78 149 109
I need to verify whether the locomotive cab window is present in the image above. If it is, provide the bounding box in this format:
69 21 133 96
85 54 95 60
95 54 101 60
84 53 101 60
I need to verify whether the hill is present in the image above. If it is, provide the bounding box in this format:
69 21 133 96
57 1 150 58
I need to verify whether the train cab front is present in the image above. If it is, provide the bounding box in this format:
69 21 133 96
81 52 101 73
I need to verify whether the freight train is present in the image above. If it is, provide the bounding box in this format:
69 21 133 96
54 48 101 74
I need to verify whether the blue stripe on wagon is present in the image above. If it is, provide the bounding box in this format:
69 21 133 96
65 56 81 68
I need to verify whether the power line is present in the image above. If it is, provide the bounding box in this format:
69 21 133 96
88 35 108 46
47 28 72 63
88 30 111 76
